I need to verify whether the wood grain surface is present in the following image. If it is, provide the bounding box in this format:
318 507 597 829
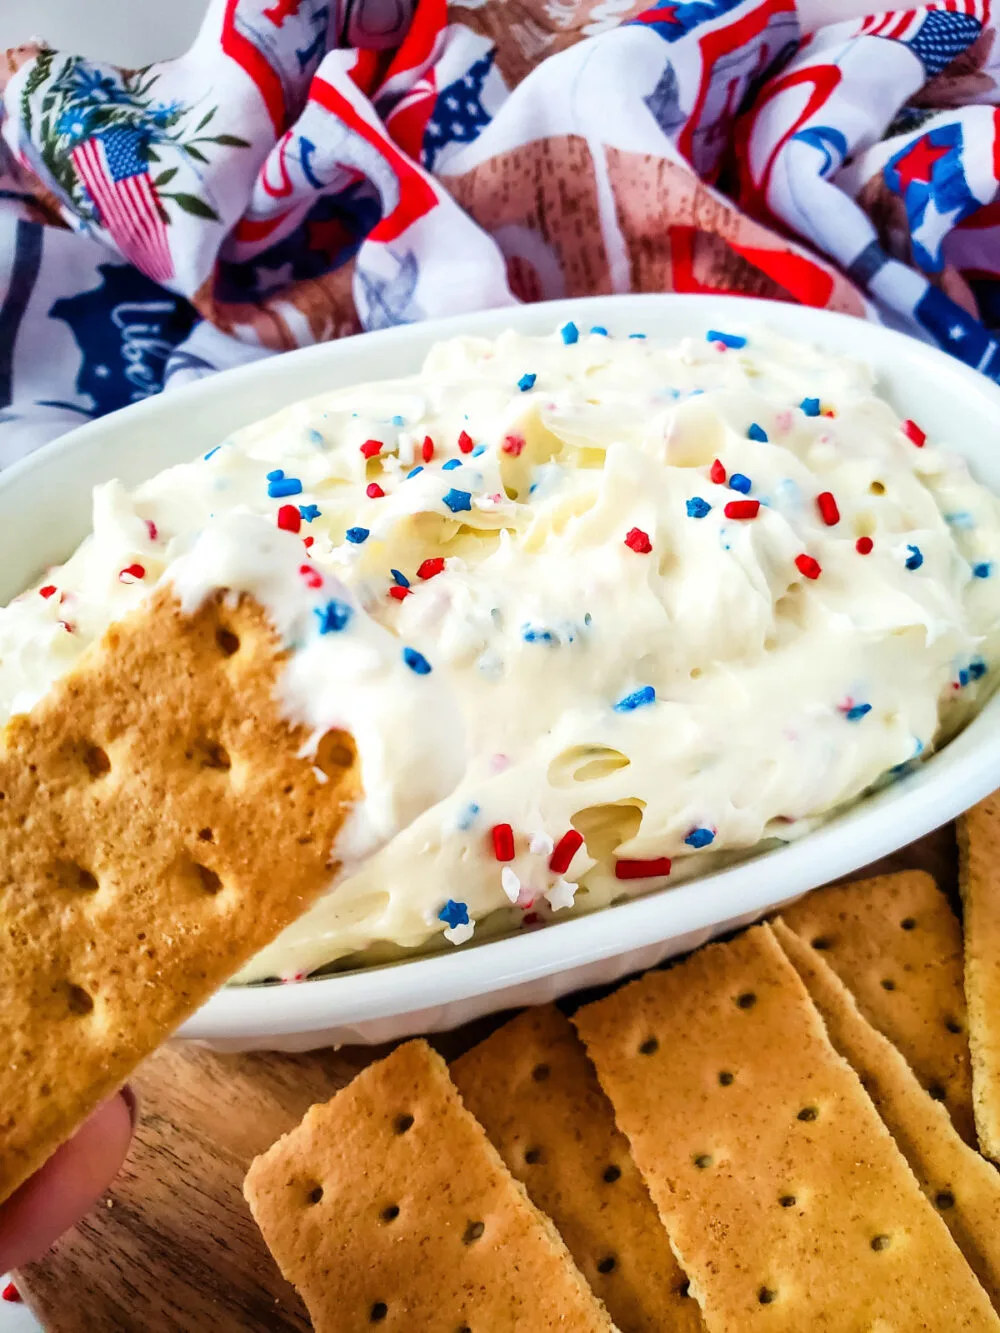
15 826 956 1332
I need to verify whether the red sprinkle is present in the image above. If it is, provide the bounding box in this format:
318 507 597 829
795 553 822 580
118 563 146 583
710 458 727 484
417 557 445 580
458 429 474 454
502 434 525 456
522 911 540 925
856 536 874 555
303 535 314 548
624 527 653 554
421 434 435 463
277 504 301 533
491 823 515 862
724 500 760 520
360 438 382 458
615 856 672 881
145 519 158 541
299 563 323 588
549 829 584 875
388 585 410 601
39 585 57 599
2 1283 20 1303
823 408 836 418
366 482 385 498
901 419 926 447
816 491 840 526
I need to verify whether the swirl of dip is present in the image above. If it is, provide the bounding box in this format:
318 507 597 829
2 324 999 981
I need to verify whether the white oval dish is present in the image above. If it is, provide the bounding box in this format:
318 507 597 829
5 293 1000 1051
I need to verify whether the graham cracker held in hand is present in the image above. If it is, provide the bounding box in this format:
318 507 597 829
781 870 975 1143
773 917 1000 1310
573 925 998 1332
244 1039 617 1333
0 585 359 1206
452 1005 704 1333
957 792 1000 1161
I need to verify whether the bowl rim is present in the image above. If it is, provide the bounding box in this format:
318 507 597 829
6 291 1000 1040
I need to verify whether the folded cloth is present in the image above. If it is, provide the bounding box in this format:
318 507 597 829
1 0 999 465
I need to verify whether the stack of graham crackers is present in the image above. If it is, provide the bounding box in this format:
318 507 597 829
244 794 1000 1332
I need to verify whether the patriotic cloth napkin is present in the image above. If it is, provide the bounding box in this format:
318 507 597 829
1 0 998 467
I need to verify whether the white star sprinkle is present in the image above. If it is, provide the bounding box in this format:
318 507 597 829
546 878 578 911
444 920 475 945
529 831 554 856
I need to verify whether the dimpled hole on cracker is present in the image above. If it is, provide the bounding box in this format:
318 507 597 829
314 729 356 779
80 742 111 778
51 859 98 893
215 626 240 657
188 738 232 772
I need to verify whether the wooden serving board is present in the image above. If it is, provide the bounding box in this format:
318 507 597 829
16 827 957 1332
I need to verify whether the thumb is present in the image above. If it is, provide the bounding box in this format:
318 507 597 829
0 1088 136 1272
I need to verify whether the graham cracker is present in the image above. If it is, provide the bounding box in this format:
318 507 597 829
781 870 975 1144
243 1039 617 1333
0 585 359 1206
773 917 1000 1309
957 792 1000 1161
573 924 998 1331
452 1005 704 1333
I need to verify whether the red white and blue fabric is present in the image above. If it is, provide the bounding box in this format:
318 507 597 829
2 0 1000 464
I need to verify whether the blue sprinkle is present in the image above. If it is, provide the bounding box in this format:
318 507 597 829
561 321 579 345
438 899 469 928
945 511 975 530
614 685 656 713
308 428 324 445
267 469 284 481
523 626 555 644
905 544 924 571
973 561 992 579
584 613 592 626
845 703 872 721
390 569 410 588
407 466 424 479
204 446 221 461
707 330 746 349
442 458 463 471
729 473 752 494
299 504 321 522
959 668 971 688
970 658 988 681
590 325 608 335
403 646 432 675
457 802 480 831
685 827 715 849
443 488 472 513
800 397 821 417
391 414 405 427
747 424 768 443
471 444 487 457
314 600 352 634
268 476 303 498
628 332 646 340
345 526 369 544
518 373 537 392
686 497 711 519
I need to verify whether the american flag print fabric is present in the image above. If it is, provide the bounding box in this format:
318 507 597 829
3 0 1000 459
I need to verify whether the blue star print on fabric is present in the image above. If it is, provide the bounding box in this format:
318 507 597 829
423 50 495 172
